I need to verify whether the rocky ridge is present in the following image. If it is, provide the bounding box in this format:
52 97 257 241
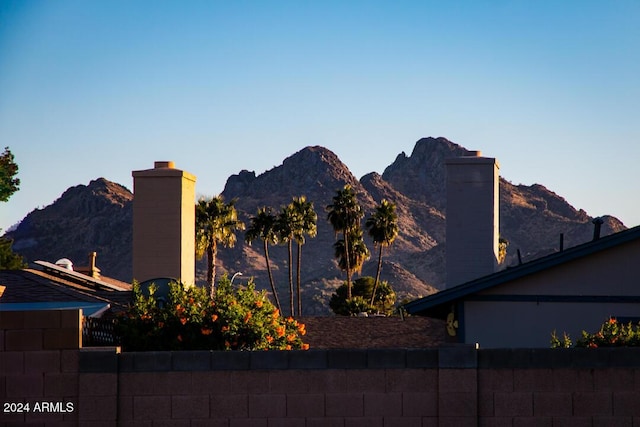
4 138 626 314
8 178 133 279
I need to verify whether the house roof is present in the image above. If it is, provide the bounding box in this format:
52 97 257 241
404 224 640 318
302 316 446 349
0 267 132 316
33 260 132 291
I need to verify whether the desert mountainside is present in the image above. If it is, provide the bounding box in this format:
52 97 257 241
5 137 626 314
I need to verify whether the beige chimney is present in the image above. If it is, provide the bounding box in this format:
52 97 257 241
445 151 500 288
74 252 101 279
132 161 196 285
88 251 100 278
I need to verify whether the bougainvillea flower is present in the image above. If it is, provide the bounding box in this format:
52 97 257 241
297 323 306 335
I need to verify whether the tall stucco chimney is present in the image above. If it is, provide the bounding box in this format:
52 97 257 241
445 151 500 288
132 161 197 285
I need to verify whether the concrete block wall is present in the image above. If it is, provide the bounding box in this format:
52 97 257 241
3 310 640 426
112 348 450 427
477 348 640 426
0 310 82 426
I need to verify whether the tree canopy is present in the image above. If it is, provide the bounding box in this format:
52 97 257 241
245 207 282 312
365 199 399 306
195 195 245 297
0 146 26 270
329 276 396 316
326 185 365 299
0 147 19 203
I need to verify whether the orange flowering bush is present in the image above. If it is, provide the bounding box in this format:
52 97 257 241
116 275 309 351
551 317 640 348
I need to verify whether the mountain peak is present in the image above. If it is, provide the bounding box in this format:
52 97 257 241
7 177 133 281
223 146 360 206
411 136 466 157
52 178 132 212
282 146 348 173
381 137 469 208
7 138 627 311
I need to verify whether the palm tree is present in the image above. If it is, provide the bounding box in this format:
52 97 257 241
245 207 282 312
365 199 399 307
333 227 370 279
195 195 245 298
498 237 509 265
326 185 363 299
276 204 296 316
290 196 317 316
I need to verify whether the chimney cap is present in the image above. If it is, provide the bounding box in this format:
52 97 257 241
466 150 482 157
154 161 175 169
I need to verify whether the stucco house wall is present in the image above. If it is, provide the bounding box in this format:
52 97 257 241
463 237 640 348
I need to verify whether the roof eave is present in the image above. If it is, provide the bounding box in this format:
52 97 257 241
404 225 640 317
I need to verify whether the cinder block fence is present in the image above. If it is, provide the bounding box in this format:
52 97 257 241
2 310 640 426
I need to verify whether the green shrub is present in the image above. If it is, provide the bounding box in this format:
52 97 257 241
550 330 572 348
550 317 640 348
115 275 309 351
329 276 396 316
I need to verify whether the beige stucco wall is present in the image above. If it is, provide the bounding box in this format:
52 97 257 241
445 154 500 288
463 238 640 348
481 237 640 297
132 162 196 286
465 300 640 348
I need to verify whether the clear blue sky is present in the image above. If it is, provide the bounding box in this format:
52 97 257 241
1 1 639 232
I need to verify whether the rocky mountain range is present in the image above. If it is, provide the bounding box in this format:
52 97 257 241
4 137 626 314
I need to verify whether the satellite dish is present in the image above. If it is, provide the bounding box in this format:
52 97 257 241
446 312 459 337
138 277 177 308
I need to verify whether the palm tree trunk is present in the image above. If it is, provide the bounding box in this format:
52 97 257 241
288 239 294 317
344 229 352 300
371 245 383 308
296 241 302 316
264 240 281 312
207 242 216 299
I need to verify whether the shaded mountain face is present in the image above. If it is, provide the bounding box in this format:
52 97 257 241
382 137 471 210
222 145 373 213
5 139 627 314
6 178 133 281
382 137 625 262
219 146 393 315
499 181 624 261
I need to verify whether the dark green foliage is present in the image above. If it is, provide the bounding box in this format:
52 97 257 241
195 196 245 296
551 317 640 348
245 207 282 312
115 275 309 351
0 147 20 203
329 276 396 316
326 185 367 300
332 227 370 275
365 199 398 306
0 236 27 270
290 196 317 317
